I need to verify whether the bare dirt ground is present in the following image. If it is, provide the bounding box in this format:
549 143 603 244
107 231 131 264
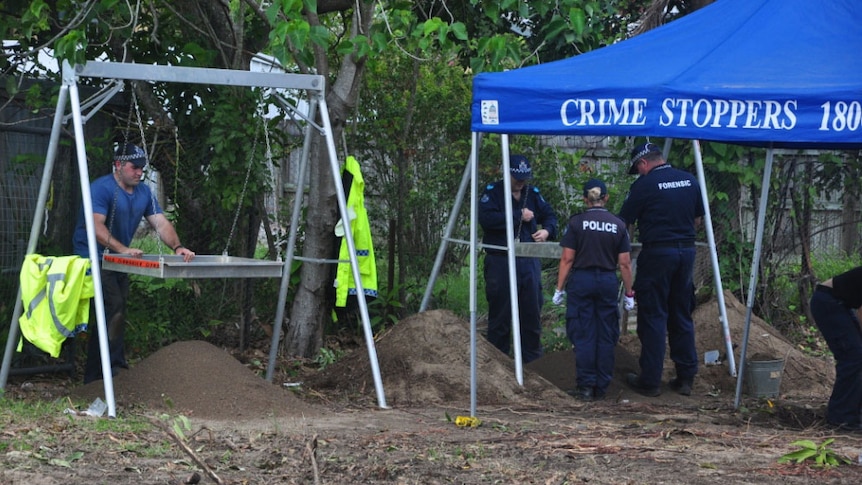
3 291 862 484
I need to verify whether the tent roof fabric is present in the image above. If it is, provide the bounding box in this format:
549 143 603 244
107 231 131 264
471 0 862 148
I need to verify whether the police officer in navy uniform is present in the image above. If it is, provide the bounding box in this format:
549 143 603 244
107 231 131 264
479 154 558 363
619 142 704 397
810 267 862 431
553 178 634 401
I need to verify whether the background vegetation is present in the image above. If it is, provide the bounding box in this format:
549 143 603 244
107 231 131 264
1 1 861 371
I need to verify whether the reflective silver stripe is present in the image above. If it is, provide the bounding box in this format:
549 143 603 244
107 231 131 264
26 290 46 318
46 273 76 338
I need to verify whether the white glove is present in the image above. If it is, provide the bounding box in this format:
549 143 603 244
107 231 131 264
552 289 566 306
624 292 636 311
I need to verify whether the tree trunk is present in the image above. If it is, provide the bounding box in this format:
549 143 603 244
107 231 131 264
284 135 336 357
283 1 374 358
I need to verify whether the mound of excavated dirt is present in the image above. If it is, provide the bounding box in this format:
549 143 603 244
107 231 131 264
68 291 835 419
305 309 571 408
690 289 833 398
311 292 835 406
71 340 317 420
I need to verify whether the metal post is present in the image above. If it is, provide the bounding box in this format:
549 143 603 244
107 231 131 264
735 148 775 408
317 97 388 409
691 140 736 377
265 97 318 382
0 84 70 390
468 132 480 417
420 138 480 312
499 137 523 385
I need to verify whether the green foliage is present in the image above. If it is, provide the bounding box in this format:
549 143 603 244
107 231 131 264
428 261 488 319
314 347 343 370
769 251 862 317
778 438 851 468
542 306 571 353
124 276 209 356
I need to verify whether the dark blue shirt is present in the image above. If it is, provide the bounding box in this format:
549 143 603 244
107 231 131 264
831 265 862 309
560 208 631 271
478 182 558 248
72 173 162 258
619 164 704 244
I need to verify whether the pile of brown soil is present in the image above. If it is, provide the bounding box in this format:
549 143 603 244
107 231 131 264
70 291 834 418
71 341 317 420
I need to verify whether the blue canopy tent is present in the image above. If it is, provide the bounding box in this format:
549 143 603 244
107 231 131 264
432 0 862 415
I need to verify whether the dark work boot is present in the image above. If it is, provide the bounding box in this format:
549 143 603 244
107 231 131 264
669 376 693 396
567 386 594 401
626 373 661 397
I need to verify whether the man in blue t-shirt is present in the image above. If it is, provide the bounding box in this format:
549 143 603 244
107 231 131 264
619 142 704 397
72 143 195 384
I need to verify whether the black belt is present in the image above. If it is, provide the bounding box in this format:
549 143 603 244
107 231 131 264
573 267 616 273
641 241 695 249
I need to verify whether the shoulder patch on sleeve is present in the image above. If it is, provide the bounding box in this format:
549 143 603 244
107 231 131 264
480 193 490 204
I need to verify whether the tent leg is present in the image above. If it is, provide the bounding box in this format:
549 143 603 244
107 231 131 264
420 134 482 313
734 148 775 409
497 136 524 385
468 132 480 417
691 140 736 377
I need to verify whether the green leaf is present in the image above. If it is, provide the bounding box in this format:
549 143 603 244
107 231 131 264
778 448 816 463
570 8 586 37
544 16 568 42
788 439 818 449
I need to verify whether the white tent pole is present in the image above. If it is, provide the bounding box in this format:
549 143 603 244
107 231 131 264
0 84 70 390
499 136 524 385
468 132 480 417
691 140 736 377
420 135 481 312
317 97 388 409
734 148 775 408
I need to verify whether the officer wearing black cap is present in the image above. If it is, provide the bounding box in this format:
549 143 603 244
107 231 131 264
72 142 195 384
479 154 558 363
553 178 633 401
619 142 704 397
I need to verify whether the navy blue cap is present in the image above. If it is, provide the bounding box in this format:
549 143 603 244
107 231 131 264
628 142 662 174
115 143 148 168
583 178 607 197
509 155 532 180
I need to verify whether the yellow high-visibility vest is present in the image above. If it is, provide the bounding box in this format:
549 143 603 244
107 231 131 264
335 156 378 307
18 254 93 358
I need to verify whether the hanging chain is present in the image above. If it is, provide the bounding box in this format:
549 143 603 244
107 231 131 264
260 115 283 261
224 117 260 256
105 82 134 254
104 185 120 254
131 87 165 256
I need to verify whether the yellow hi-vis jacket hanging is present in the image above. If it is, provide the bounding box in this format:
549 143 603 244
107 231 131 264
18 254 93 358
334 156 378 307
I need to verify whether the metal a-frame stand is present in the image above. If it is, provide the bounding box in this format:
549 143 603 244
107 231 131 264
0 60 387 416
